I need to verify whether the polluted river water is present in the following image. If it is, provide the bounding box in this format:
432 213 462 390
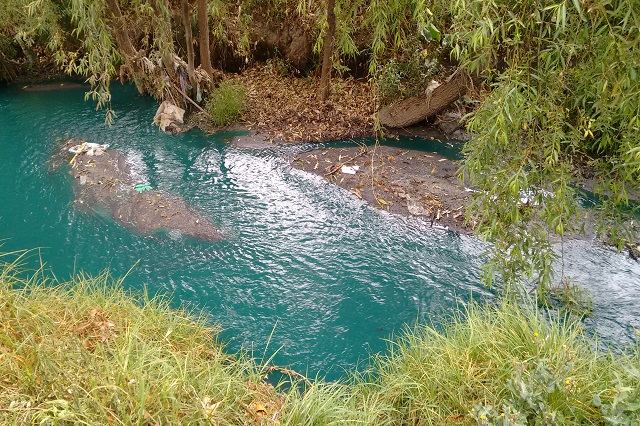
0 83 638 380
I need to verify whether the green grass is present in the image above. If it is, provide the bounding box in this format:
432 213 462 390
205 82 246 127
0 256 279 425
1 254 638 425
363 300 640 425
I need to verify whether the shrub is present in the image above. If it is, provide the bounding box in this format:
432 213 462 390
377 50 439 106
205 82 246 127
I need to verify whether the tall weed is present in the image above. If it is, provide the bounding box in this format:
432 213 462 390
205 82 246 127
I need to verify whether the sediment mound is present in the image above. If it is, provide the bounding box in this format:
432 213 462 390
65 139 223 241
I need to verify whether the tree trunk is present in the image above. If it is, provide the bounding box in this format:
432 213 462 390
317 0 336 103
377 70 468 128
153 0 176 82
14 34 36 66
182 0 196 89
104 0 145 94
104 0 136 57
197 0 213 79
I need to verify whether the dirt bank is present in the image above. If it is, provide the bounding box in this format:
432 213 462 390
192 65 471 145
289 142 473 233
64 139 223 241
21 82 89 92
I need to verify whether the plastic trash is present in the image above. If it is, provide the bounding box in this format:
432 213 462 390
134 183 152 193
68 142 109 156
341 165 360 175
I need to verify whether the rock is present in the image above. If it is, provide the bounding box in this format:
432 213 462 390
249 13 313 70
153 101 185 134
437 111 474 140
65 140 223 242
437 111 463 135
450 129 473 141
407 200 429 216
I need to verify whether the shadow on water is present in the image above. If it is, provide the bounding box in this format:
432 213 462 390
270 136 464 161
0 82 638 380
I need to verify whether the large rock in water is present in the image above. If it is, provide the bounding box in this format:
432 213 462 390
66 139 223 241
378 70 468 128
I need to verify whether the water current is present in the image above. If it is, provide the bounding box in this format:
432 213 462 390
1 83 638 380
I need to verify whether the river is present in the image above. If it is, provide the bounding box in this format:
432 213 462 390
0 83 638 380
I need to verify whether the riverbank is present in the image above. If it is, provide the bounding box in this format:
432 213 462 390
1 258 637 425
189 64 377 143
192 64 472 142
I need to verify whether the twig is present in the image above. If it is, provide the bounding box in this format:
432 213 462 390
261 365 313 388
324 144 369 177
68 142 87 166
170 82 212 119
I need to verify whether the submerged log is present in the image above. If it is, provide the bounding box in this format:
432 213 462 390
378 69 468 128
66 139 223 242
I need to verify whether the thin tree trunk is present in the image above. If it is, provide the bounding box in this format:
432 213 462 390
197 0 213 79
182 0 196 89
317 0 336 103
105 0 136 57
104 0 145 94
14 34 36 66
154 0 176 82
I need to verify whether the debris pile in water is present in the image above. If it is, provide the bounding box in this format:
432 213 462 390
65 138 223 241
152 101 186 134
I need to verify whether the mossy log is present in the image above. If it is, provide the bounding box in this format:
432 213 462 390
378 69 468 128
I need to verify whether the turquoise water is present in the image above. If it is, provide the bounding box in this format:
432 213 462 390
1 83 638 379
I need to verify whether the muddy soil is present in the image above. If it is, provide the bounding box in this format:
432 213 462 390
290 143 473 233
65 140 223 241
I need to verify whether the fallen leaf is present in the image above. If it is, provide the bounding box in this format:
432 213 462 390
201 397 221 418
254 404 268 415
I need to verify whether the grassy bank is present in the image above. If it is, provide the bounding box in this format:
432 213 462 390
365 304 639 425
1 257 638 425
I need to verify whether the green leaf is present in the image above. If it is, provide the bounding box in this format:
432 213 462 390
572 0 583 18
428 23 441 42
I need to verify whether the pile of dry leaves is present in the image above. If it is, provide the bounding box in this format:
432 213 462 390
228 65 376 142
